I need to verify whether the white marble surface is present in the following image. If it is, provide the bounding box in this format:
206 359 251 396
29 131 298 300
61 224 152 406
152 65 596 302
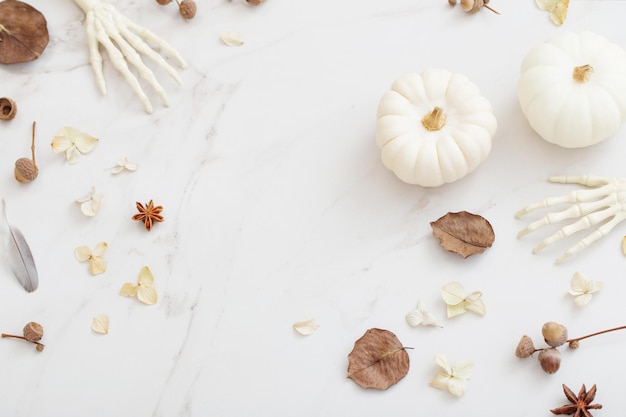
2 0 626 415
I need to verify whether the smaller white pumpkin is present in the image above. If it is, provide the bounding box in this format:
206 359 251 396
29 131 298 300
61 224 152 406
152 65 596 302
376 69 497 187
517 31 626 148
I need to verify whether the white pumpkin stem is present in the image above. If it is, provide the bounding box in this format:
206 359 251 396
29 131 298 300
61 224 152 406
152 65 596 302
421 107 446 131
573 65 593 83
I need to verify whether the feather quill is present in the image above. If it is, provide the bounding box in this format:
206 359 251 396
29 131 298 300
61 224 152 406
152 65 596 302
1 199 38 292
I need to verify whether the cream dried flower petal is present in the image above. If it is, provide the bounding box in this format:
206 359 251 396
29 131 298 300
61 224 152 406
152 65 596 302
405 302 443 328
293 319 319 335
441 282 485 318
568 271 603 306
120 283 138 297
137 285 157 305
76 186 103 216
92 314 109 334
121 266 157 305
74 242 108 275
51 127 98 164
221 31 244 46
429 354 473 397
111 157 138 174
622 236 626 255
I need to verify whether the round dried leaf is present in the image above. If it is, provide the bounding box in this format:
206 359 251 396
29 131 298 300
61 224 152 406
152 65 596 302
347 328 410 390
430 211 495 258
0 0 49 64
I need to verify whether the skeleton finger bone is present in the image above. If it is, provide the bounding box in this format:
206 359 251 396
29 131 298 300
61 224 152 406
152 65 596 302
516 175 626 262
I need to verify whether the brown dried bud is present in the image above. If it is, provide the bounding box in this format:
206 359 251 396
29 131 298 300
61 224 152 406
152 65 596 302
156 0 172 4
14 158 38 183
515 335 536 358
0 97 17 121
36 344 44 352
538 348 561 374
542 321 568 347
569 340 580 349
23 322 43 342
178 0 197 19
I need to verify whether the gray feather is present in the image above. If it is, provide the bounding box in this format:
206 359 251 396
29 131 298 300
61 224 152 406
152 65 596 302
2 200 38 292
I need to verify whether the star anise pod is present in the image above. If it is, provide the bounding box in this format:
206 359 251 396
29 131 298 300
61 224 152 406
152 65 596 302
132 200 164 231
551 384 602 417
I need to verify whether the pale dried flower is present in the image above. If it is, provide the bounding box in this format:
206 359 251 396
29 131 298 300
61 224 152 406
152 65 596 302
76 186 103 216
51 127 98 164
120 266 158 305
111 157 138 174
429 354 473 397
405 301 443 328
441 281 485 318
221 31 245 47
75 242 108 275
568 272 603 306
292 319 319 335
91 314 109 334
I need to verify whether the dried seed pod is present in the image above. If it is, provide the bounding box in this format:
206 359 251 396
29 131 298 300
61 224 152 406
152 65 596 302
156 0 172 4
538 348 561 374
23 322 43 342
515 335 536 358
14 121 38 183
542 321 568 347
448 0 457 5
178 0 197 19
0 97 17 121
246 0 264 4
569 340 580 349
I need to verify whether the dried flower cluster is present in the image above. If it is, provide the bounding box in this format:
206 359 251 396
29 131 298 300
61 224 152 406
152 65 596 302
429 354 473 397
536 0 568 25
515 321 626 374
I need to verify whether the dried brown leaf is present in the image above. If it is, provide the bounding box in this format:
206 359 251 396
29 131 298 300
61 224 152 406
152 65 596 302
347 328 410 390
430 211 495 258
0 0 49 64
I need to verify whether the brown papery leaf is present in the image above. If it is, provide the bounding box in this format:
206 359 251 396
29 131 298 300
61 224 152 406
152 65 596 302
0 0 49 64
347 328 410 390
430 211 495 258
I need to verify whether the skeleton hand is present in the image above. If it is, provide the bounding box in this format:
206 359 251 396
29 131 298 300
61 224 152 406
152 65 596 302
516 175 626 263
73 0 187 113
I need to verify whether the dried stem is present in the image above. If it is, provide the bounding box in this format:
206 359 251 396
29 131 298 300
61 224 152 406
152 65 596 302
31 121 36 166
566 325 626 344
2 333 45 349
483 4 500 14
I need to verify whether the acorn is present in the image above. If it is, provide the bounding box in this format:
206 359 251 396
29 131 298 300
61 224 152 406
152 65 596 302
0 97 17 121
542 321 568 347
246 0 264 4
14 121 38 183
538 348 561 374
515 335 536 358
177 0 196 19
155 0 172 4
23 322 43 342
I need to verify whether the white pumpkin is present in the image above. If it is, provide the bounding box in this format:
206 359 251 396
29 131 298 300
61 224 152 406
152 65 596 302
376 69 497 187
517 31 626 148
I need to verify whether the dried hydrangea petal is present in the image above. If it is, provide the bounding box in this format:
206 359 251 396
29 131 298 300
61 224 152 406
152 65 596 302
220 31 245 46
293 319 319 335
92 314 109 334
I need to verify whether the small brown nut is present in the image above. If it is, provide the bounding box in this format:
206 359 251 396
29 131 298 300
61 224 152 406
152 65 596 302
156 0 172 4
515 335 536 358
448 0 457 5
542 321 568 347
460 0 483 12
178 0 197 19
246 0 264 4
14 158 38 183
23 322 43 342
0 97 17 121
538 348 561 374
